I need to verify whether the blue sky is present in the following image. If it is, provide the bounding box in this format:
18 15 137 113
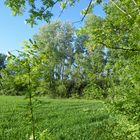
0 0 105 54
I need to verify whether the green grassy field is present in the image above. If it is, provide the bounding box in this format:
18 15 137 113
0 96 115 140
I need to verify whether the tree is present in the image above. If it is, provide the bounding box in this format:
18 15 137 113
80 0 140 99
31 21 90 97
32 21 75 97
0 21 89 97
80 1 140 138
0 43 44 139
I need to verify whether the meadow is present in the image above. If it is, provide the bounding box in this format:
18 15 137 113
0 96 115 140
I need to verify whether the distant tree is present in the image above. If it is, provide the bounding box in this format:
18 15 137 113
24 21 90 97
33 21 75 96
0 53 6 90
0 53 6 69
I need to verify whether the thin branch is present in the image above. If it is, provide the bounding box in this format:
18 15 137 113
58 0 68 18
39 0 61 17
110 47 140 52
81 0 93 22
72 0 93 24
110 0 132 18
72 20 82 24
100 42 140 52
58 9 64 18
132 0 140 14
132 0 137 5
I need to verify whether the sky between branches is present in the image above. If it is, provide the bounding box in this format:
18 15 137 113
0 1 105 54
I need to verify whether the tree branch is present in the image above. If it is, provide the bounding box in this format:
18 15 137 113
132 0 137 5
132 0 140 14
58 0 68 18
100 42 140 52
110 0 132 18
110 47 140 52
72 0 93 24
81 0 93 22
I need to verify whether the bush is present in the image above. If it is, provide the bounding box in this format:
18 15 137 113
83 84 103 99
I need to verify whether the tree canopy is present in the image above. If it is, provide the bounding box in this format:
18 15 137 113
4 0 105 26
4 0 140 26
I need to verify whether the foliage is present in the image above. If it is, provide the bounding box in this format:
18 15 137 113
78 1 140 138
1 43 45 139
4 0 104 26
0 53 6 69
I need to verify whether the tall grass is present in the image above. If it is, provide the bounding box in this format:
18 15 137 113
0 96 112 140
1 96 138 140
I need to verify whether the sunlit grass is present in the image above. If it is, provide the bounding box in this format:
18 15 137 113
0 96 111 140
